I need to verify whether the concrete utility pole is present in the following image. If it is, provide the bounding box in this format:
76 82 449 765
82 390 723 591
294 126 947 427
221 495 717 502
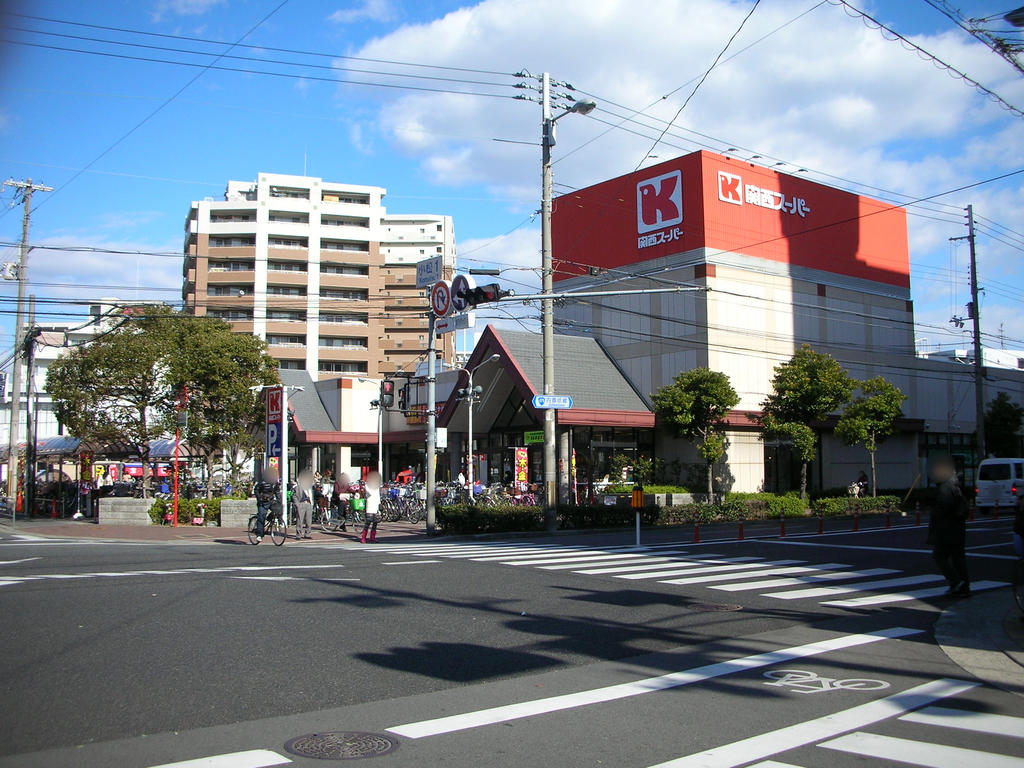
425 312 437 535
3 178 51 522
967 204 986 460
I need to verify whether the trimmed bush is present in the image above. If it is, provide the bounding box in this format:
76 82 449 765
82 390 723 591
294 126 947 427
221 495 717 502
148 496 225 526
811 495 902 517
435 504 545 535
725 492 808 518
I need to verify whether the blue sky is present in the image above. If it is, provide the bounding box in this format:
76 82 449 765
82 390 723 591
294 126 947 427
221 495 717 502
0 0 1022 357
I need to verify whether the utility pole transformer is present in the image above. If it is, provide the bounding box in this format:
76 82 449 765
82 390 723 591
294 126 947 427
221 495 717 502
967 204 985 461
3 179 52 522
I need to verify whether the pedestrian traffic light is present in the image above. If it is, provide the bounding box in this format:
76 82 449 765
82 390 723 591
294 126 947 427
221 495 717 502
381 380 395 408
397 382 408 412
464 283 514 308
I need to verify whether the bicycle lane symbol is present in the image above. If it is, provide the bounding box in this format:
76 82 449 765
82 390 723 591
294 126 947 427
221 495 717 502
762 669 891 694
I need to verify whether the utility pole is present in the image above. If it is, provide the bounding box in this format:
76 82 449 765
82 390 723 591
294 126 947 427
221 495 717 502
24 296 37 519
967 204 986 461
3 178 51 522
425 312 437 535
540 72 558 531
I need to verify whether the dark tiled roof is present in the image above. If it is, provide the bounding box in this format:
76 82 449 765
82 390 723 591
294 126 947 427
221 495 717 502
278 369 337 432
492 328 650 412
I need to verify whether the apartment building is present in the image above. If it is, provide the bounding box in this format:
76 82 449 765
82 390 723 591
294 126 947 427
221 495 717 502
182 173 455 379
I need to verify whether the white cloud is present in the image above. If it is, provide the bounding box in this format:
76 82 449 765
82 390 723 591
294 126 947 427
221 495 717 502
152 0 226 22
328 0 396 24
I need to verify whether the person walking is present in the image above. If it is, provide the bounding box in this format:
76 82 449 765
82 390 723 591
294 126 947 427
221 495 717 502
252 466 281 543
331 471 351 531
294 470 314 540
360 470 381 544
927 456 970 597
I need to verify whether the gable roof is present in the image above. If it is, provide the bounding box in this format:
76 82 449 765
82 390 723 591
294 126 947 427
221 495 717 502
278 368 337 433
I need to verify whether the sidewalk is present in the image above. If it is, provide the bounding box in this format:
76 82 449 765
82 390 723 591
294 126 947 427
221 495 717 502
0 516 429 544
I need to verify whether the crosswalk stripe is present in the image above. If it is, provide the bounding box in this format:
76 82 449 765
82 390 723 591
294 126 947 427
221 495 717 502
818 731 1022 767
617 560 804 581
575 556 754 575
388 626 923 739
505 551 660 566
763 574 945 600
146 748 291 767
899 706 1024 738
646 677 977 768
661 563 848 586
540 551 692 570
821 580 1008 608
711 568 899 592
473 549 625 563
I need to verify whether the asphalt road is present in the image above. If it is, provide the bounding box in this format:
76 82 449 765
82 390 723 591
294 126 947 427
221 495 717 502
0 517 1021 767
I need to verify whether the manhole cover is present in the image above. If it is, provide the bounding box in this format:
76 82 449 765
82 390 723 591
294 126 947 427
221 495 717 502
687 602 743 612
284 732 398 760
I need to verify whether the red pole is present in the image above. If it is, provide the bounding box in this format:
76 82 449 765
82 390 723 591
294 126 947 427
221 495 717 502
779 514 786 538
994 499 1000 520
915 501 921 526
885 505 891 529
693 519 701 543
852 502 860 532
173 426 179 528
817 513 823 535
737 520 744 540
969 497 975 522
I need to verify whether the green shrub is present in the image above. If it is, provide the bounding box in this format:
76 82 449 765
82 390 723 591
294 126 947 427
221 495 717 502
149 496 224 525
559 504 660 529
435 504 545 535
725 492 808 518
811 495 902 517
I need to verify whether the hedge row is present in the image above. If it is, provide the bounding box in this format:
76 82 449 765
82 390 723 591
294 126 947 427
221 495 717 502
149 497 224 526
436 495 908 535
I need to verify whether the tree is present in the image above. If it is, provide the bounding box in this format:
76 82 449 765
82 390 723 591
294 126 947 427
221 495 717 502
652 367 739 504
759 345 854 499
162 317 279 497
984 392 1024 458
46 306 279 497
46 306 179 496
835 376 906 496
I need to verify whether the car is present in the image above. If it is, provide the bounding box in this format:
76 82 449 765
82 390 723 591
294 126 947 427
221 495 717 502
975 457 1024 513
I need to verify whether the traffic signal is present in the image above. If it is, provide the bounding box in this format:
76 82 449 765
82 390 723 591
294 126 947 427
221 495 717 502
381 380 395 408
464 283 514 308
397 382 408 412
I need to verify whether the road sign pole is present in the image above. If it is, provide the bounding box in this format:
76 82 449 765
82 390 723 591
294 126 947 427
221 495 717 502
281 386 290 526
425 311 437 535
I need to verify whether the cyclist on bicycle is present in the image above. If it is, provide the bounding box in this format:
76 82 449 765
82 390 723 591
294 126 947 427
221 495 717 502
252 466 282 543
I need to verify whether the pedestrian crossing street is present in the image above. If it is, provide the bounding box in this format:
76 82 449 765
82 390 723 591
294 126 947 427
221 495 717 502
361 541 1007 609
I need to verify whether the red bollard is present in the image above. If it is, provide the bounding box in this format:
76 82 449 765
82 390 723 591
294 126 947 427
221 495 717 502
779 514 786 538
50 499 58 519
852 502 860 532
969 498 975 522
885 505 891 529
737 519 745 541
817 513 824 535
693 521 701 543
915 501 921 526
994 499 1000 520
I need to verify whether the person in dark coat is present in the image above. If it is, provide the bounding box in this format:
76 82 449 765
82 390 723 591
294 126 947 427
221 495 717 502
927 457 970 597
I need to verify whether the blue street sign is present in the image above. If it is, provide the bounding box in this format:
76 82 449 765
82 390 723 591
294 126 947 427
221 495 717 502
532 394 573 409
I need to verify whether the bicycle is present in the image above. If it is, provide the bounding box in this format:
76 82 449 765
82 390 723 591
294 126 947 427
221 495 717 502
247 508 286 546
320 499 364 533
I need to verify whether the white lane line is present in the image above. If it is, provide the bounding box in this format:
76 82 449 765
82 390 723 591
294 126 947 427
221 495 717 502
648 677 977 768
540 551 691 570
900 705 1024 738
471 549 618 562
0 557 41 565
231 576 296 581
509 551 662 567
822 580 1008 608
759 539 1018 561
818 731 1021 767
618 560 804 581
0 564 348 587
576 556 756 575
386 626 923 739
763 574 944 600
146 748 292 767
382 560 442 565
712 568 899 592
661 564 848 587
746 763 804 768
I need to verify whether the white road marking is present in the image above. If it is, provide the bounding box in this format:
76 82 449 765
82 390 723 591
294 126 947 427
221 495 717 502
647 677 977 768
146 749 292 768
900 705 1024 738
0 557 40 565
509 551 664 567
231 576 296 581
821 580 1008 607
471 549 619 562
818 731 1022 767
540 551 692 570
575 556 758 576
618 560 804 581
712 568 899 592
763 574 944 600
386 626 922 739
760 539 1018 561
382 560 442 565
0 564 347 587
662 563 848 586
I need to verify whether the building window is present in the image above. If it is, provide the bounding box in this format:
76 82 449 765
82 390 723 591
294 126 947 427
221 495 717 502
322 215 370 228
209 212 256 223
436 224 443 232
321 264 368 276
321 239 369 252
267 335 305 347
267 310 305 322
268 261 307 272
320 312 368 325
208 309 253 320
209 236 255 248
269 186 309 199
319 336 368 349
268 236 307 250
321 288 368 301
278 360 303 370
209 260 255 272
208 285 249 297
318 361 368 373
269 211 308 223
322 191 369 205
268 286 306 296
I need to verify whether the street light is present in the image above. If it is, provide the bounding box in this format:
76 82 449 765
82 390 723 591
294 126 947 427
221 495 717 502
458 354 501 497
540 72 595 530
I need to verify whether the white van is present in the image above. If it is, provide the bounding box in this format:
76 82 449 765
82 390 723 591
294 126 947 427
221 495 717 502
975 458 1024 512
